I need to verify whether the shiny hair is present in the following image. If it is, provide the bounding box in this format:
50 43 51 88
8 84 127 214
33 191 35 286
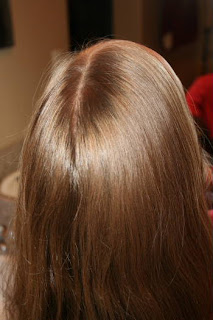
5 40 213 319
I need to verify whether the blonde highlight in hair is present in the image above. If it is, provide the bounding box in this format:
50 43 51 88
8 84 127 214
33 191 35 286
5 40 213 319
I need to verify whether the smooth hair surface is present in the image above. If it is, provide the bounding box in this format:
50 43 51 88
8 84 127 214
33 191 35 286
5 40 213 319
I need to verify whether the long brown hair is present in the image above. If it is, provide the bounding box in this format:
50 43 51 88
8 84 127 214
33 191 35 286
5 40 213 319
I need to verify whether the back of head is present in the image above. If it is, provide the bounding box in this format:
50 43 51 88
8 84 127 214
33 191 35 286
6 40 213 319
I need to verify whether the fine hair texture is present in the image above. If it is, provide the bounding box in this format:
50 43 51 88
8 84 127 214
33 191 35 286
5 40 213 319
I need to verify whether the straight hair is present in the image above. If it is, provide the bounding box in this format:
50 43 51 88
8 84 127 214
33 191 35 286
5 40 213 319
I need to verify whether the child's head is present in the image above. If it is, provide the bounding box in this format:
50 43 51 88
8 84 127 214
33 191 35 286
6 40 213 320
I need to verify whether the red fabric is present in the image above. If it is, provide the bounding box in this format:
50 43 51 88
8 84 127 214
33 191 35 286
186 74 213 138
208 210 213 224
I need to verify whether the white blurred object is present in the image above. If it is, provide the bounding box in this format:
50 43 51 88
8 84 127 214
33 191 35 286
0 170 20 199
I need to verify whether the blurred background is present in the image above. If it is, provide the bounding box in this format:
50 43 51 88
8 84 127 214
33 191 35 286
0 0 212 248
